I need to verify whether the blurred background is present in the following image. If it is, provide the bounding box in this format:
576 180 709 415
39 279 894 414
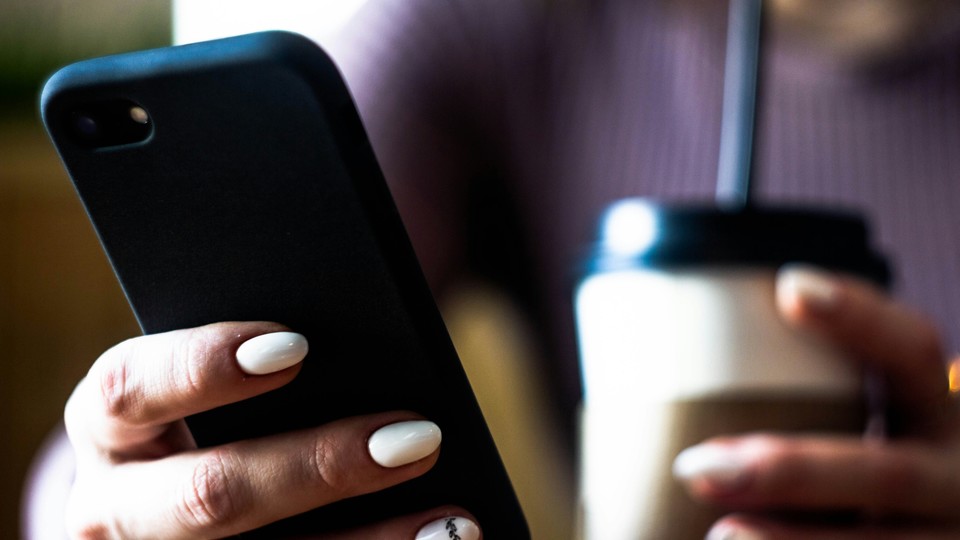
1 2 571 537
1 2 169 537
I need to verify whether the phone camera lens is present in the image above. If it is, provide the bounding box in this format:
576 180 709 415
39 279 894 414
74 115 98 137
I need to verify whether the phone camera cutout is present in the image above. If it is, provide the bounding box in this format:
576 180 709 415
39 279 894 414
67 99 152 148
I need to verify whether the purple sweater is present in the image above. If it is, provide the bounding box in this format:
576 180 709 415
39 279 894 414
332 0 960 425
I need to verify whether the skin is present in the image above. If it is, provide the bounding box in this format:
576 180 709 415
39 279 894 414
683 269 960 538
61 268 960 538
62 321 477 539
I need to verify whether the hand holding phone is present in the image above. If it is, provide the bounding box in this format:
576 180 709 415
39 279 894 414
42 31 528 538
62 321 481 539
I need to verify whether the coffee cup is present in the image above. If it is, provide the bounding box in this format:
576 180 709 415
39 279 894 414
574 199 889 539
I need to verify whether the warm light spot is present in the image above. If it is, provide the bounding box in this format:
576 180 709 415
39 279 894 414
949 359 960 394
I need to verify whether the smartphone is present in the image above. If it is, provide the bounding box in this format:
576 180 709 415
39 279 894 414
41 31 529 538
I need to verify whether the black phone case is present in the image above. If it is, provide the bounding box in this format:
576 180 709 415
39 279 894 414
41 31 529 538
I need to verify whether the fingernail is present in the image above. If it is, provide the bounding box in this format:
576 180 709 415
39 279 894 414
368 420 442 468
777 264 839 314
235 332 308 375
706 523 766 540
415 516 480 540
672 444 751 492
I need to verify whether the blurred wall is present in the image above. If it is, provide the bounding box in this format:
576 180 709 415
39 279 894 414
0 1 170 537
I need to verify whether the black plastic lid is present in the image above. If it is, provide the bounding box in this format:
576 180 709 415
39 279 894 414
588 199 891 287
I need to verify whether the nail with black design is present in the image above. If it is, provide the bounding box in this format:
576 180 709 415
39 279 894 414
415 516 480 540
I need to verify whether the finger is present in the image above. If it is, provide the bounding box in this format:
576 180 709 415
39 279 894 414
65 322 306 457
776 265 953 437
708 514 960 540
66 412 443 540
674 434 960 521
321 506 480 540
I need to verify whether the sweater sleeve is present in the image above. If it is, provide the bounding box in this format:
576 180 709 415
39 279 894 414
326 1 474 296
327 0 545 298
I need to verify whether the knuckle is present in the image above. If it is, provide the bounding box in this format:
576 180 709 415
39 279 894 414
175 450 248 533
177 326 224 400
180 328 212 398
308 433 351 499
94 342 141 423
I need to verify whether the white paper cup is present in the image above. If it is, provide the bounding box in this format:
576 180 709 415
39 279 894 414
574 200 889 539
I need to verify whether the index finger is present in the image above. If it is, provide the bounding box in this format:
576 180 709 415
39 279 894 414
65 322 306 457
776 266 953 438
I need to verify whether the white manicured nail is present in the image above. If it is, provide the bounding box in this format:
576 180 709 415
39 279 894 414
368 420 441 468
777 265 839 313
706 523 766 540
673 444 750 492
235 332 308 375
415 516 480 540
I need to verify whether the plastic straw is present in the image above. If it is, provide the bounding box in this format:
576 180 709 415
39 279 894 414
716 0 763 209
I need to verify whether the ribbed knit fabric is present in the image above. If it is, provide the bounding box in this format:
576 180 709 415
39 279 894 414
330 0 960 423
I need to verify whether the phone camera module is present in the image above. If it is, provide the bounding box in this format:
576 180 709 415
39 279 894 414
67 99 153 148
